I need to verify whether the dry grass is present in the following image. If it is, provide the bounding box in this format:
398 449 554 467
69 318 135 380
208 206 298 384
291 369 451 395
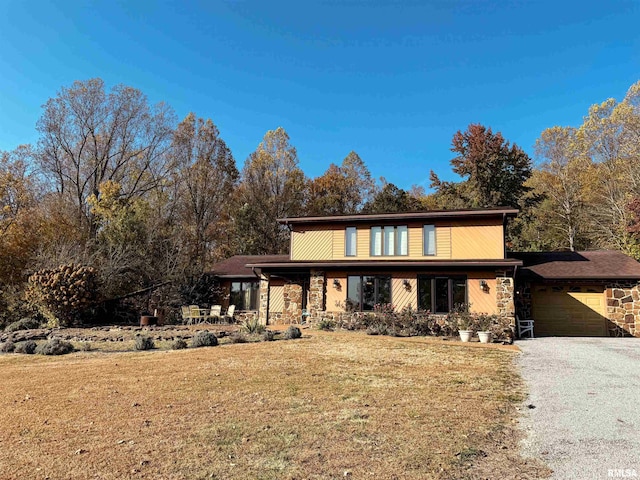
0 329 549 479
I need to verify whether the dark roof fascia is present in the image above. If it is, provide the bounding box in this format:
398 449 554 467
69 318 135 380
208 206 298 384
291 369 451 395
277 208 519 225
246 259 523 270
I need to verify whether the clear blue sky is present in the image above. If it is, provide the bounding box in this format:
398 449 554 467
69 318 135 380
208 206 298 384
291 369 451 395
1 0 638 189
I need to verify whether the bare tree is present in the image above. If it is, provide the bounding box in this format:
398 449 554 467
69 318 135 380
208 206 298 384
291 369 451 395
36 78 175 238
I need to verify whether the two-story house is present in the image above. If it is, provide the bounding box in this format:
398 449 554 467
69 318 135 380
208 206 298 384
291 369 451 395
213 208 521 327
212 207 640 337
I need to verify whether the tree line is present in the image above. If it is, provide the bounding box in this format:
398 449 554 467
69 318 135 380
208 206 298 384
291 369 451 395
1 77 640 324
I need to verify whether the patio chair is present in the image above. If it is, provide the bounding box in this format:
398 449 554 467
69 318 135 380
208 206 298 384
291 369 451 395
190 305 205 324
517 315 535 339
181 306 194 324
206 305 222 324
222 304 236 323
301 308 311 324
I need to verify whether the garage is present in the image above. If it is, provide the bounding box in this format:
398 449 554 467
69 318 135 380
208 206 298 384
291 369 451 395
514 250 640 337
531 285 607 336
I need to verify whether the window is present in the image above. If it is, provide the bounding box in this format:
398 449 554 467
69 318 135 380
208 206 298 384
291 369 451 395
229 281 259 310
345 227 357 256
418 276 466 313
370 226 408 256
423 225 436 256
347 275 391 311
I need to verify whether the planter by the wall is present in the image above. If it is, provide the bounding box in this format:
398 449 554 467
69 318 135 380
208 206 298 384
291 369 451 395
477 331 492 343
458 329 473 342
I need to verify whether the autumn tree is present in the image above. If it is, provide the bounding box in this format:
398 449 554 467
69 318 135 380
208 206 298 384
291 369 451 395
306 151 375 216
172 113 238 271
430 124 532 208
0 146 41 284
361 181 421 214
531 126 590 251
35 78 175 239
233 127 306 254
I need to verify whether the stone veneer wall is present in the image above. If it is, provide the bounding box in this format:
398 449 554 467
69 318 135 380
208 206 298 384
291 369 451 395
282 282 303 324
308 270 325 319
605 282 640 336
258 274 270 325
496 277 515 327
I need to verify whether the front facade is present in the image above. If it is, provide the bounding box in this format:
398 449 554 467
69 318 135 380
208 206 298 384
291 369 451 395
214 208 522 329
211 208 640 337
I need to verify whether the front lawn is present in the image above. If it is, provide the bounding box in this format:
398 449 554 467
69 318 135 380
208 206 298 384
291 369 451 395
0 329 548 479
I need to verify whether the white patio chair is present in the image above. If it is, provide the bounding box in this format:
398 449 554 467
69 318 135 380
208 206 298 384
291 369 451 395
517 315 535 339
190 305 205 324
181 305 194 325
206 305 222 324
222 305 236 323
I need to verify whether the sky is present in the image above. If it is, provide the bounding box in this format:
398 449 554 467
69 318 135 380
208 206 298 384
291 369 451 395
0 0 639 190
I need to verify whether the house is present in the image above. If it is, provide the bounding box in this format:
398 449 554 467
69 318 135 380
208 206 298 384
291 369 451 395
211 208 640 337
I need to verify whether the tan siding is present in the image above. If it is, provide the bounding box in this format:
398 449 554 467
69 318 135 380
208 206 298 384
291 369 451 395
451 224 504 259
291 228 333 260
325 272 348 311
467 272 497 314
332 229 344 259
391 274 418 310
356 228 369 259
269 281 285 313
295 219 503 261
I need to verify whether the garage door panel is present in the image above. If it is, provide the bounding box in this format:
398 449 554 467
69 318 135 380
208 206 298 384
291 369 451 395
531 286 607 337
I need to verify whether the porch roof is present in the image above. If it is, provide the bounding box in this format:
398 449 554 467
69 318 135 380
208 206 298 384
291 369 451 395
245 258 522 271
210 254 290 278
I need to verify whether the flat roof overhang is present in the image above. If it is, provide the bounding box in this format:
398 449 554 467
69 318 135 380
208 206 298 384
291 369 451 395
277 208 519 226
247 259 522 276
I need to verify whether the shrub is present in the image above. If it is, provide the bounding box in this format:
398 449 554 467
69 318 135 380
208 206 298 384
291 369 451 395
242 317 265 334
36 338 74 355
80 342 93 352
283 325 302 340
191 330 218 348
5 317 41 332
262 330 275 342
229 332 248 344
0 340 15 353
14 340 37 354
26 263 98 327
317 318 335 331
134 335 155 351
171 338 188 350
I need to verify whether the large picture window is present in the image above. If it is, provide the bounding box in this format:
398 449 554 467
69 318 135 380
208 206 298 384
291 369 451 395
347 275 391 311
418 276 466 313
229 281 259 310
370 226 408 256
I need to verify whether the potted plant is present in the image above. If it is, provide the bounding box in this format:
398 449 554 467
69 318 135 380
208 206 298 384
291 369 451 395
475 313 496 343
451 304 474 342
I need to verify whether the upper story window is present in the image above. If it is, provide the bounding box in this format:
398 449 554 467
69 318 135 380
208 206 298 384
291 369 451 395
423 224 436 256
345 227 357 256
370 226 408 256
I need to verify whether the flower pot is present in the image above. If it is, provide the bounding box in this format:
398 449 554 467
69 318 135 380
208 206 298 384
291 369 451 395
458 329 473 342
478 331 492 344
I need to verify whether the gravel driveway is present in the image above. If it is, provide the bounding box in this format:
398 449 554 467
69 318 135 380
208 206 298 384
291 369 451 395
517 337 640 479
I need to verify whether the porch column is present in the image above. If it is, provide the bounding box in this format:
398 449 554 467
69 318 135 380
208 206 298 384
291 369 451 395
496 276 515 325
309 269 326 319
258 273 270 325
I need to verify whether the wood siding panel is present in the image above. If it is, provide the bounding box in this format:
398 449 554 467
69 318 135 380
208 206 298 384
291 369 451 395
467 272 497 314
291 228 333 260
391 274 418 310
295 219 502 261
451 225 504 259
269 282 285 313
